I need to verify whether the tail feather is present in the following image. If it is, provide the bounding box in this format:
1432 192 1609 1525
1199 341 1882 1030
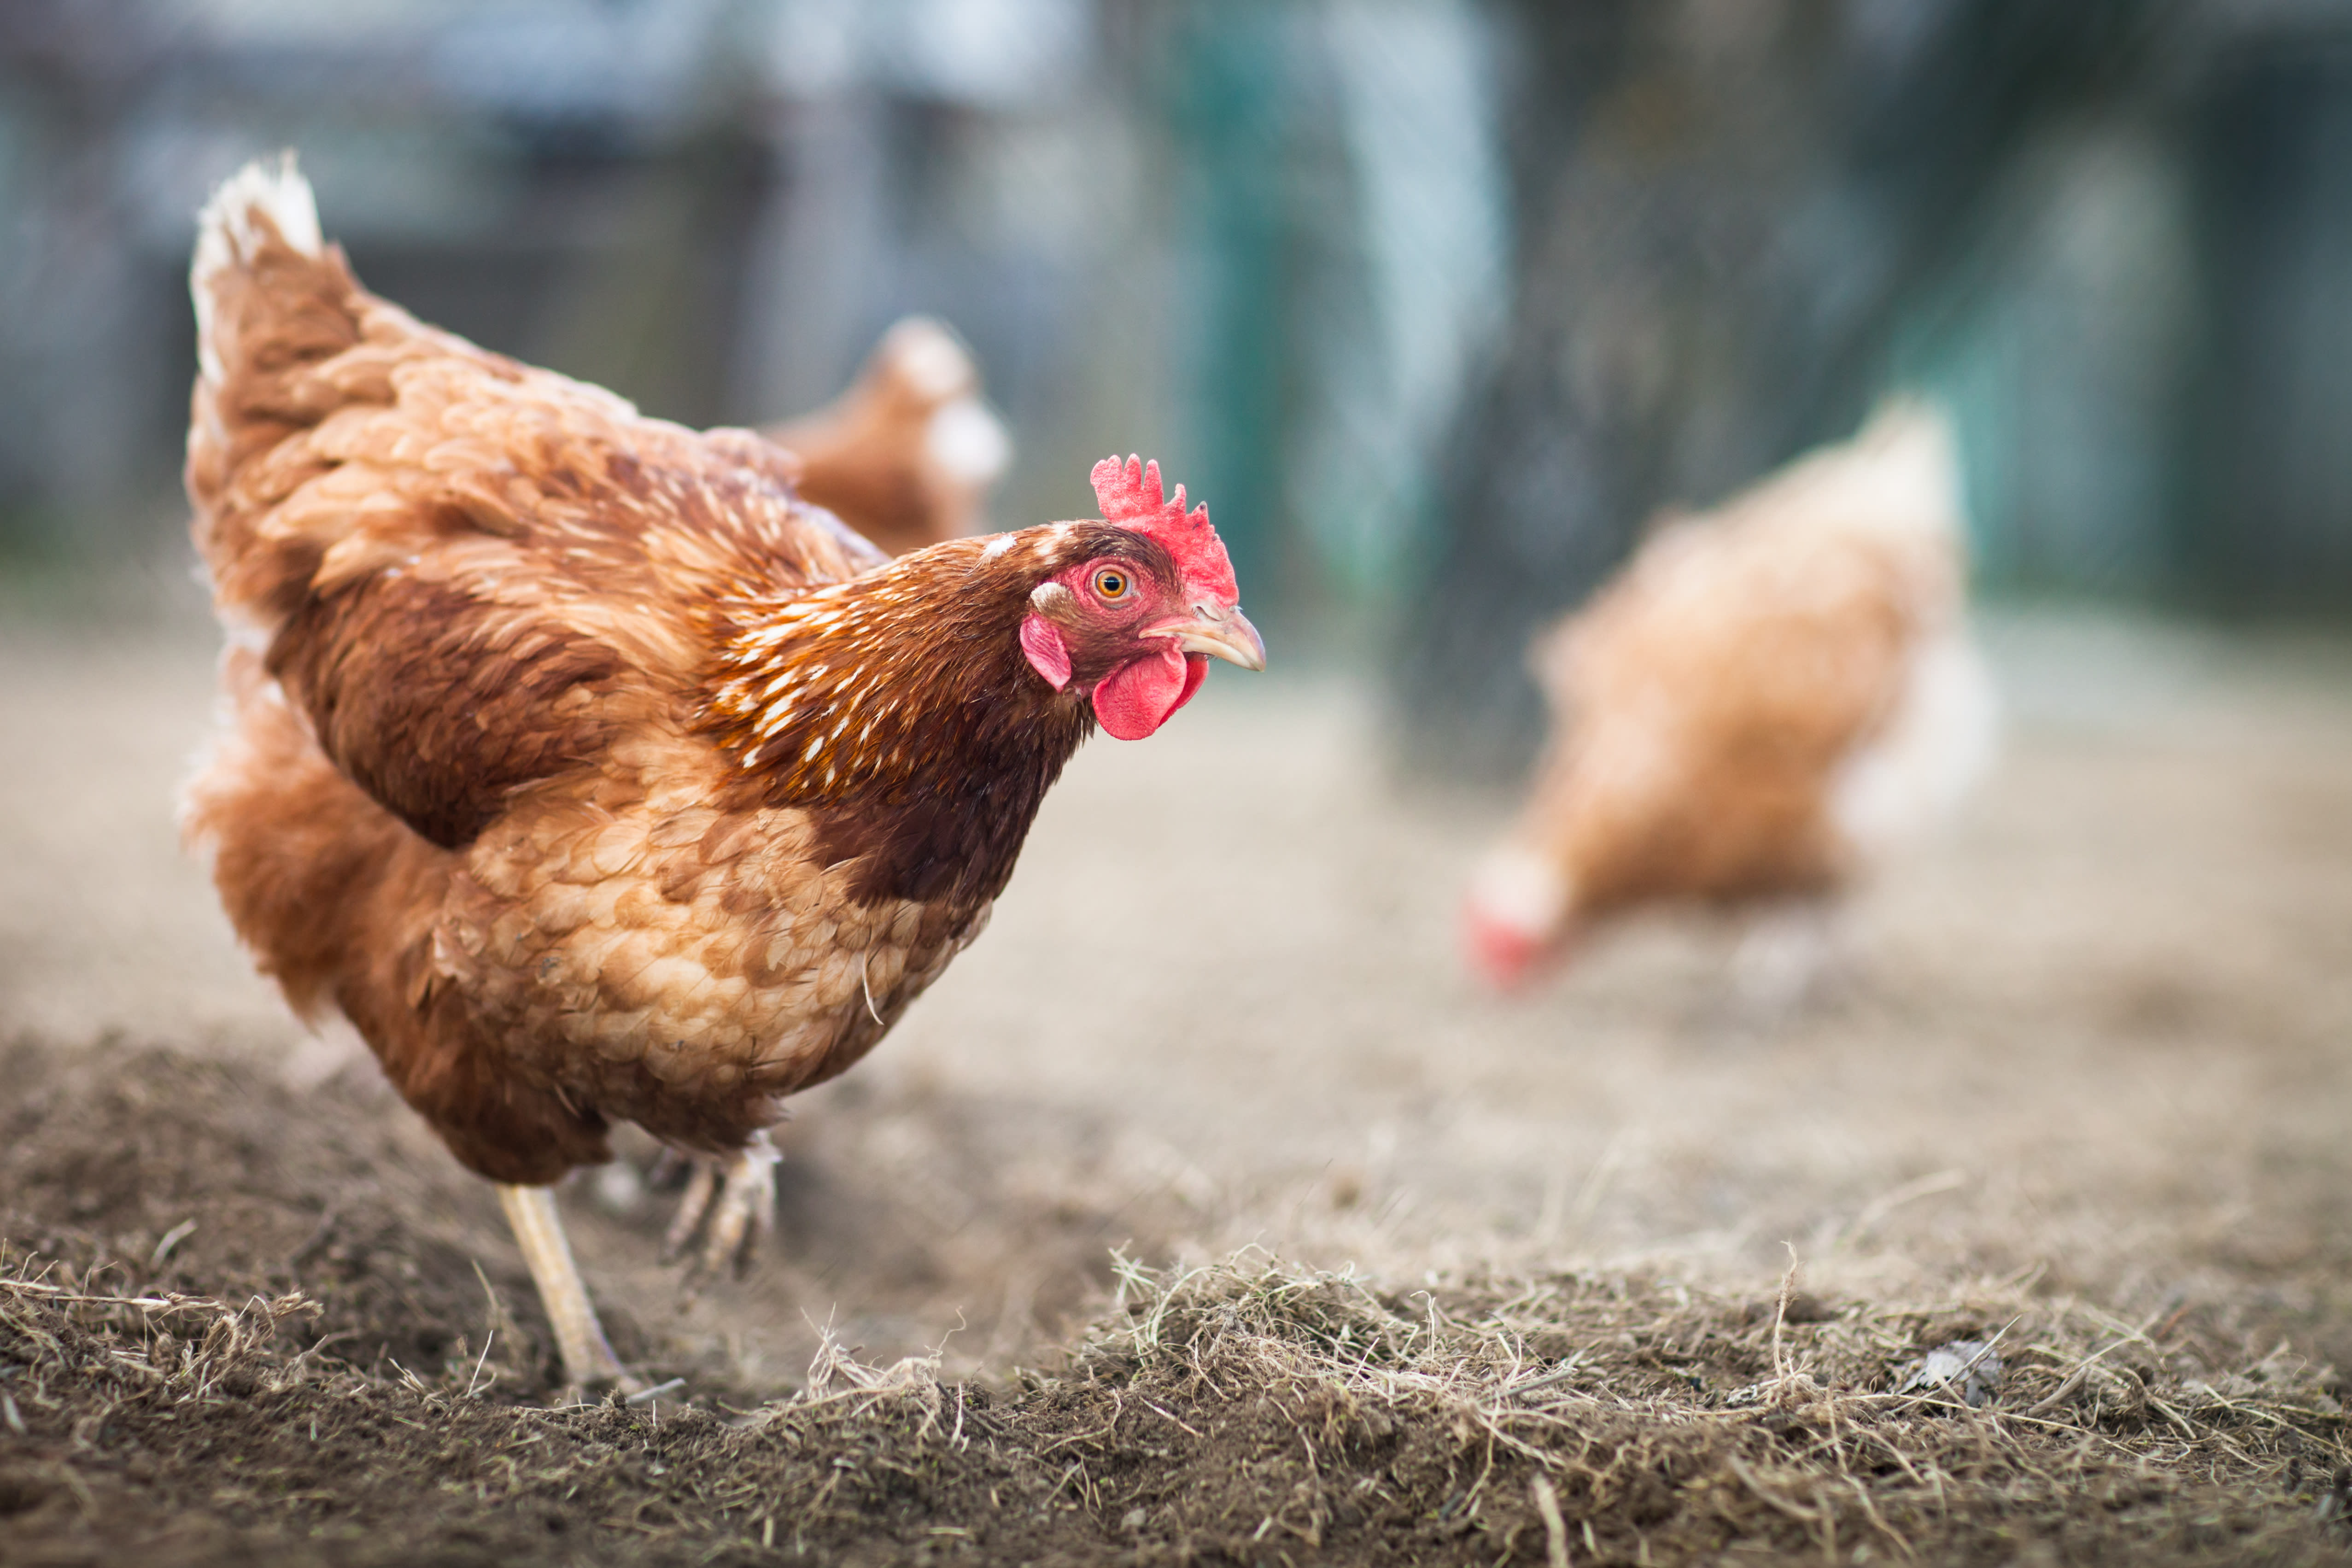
765 315 1012 554
1845 395 1964 543
875 317 1012 489
186 152 376 598
191 152 324 384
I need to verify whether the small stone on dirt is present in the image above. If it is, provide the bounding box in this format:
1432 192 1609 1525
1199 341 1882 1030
1900 1339 2004 1407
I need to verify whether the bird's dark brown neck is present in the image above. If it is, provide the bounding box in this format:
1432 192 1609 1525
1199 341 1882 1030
702 530 1095 906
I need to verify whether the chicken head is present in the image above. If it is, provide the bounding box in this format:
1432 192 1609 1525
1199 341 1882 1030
1018 456 1265 740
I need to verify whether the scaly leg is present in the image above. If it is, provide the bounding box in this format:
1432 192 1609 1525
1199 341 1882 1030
660 1131 780 1294
496 1182 633 1397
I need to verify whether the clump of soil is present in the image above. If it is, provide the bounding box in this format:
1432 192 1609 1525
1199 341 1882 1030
2 1037 2346 1565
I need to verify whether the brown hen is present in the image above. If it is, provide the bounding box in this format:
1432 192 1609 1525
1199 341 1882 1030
1464 401 1996 994
179 157 1263 1392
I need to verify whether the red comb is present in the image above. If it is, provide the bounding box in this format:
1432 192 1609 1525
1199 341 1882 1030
1092 454 1201 531
1089 455 1238 602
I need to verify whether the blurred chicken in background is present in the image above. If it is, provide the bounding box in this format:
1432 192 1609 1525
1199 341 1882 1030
1464 401 1998 997
764 318 1012 556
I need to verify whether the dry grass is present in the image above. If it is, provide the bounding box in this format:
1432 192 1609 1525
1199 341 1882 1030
4 1240 2346 1565
1078 1251 2352 1561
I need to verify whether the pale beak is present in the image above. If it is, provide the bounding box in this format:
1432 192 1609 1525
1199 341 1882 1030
1161 604 1267 672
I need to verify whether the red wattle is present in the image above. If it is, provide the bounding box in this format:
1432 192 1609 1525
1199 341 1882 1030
1172 652 1209 714
1092 647 1191 740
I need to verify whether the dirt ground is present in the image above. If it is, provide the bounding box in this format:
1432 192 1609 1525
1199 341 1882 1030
1 599 2349 1564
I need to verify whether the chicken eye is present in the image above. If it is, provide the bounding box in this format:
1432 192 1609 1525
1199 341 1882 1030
1092 567 1131 602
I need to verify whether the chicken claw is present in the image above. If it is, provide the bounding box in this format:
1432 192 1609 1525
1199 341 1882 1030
660 1131 779 1293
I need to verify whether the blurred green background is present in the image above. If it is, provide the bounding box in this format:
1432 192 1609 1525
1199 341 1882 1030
3 0 2349 770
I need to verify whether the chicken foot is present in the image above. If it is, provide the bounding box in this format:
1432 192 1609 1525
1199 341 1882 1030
660 1130 780 1294
496 1182 636 1399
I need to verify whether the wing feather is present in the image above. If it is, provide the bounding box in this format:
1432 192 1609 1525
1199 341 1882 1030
188 159 885 849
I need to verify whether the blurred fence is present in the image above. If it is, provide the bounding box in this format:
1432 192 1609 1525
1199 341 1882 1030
3 0 2352 760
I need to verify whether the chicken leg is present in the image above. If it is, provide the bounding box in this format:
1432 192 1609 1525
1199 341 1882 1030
496 1182 633 1397
660 1131 780 1293
1729 897 1848 1017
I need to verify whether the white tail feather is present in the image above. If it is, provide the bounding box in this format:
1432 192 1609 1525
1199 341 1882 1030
1836 395 1964 543
878 317 976 402
191 152 322 383
880 316 1011 489
925 398 1011 486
